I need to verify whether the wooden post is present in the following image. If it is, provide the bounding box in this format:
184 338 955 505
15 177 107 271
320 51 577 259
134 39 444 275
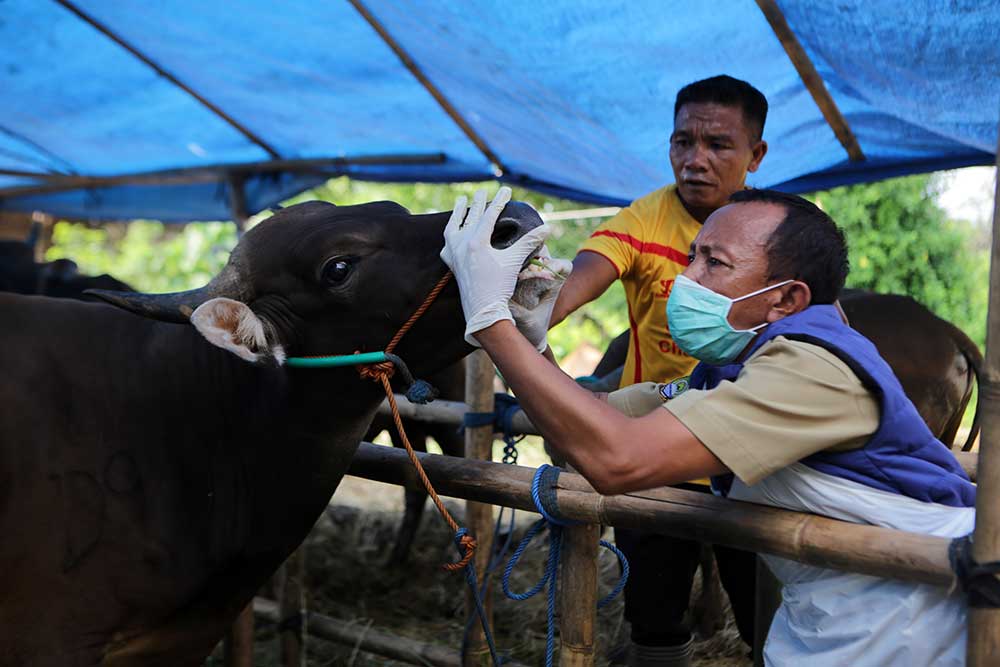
967 127 1000 666
279 548 307 667
463 350 495 666
224 604 255 667
752 557 782 667
228 173 249 237
558 521 599 667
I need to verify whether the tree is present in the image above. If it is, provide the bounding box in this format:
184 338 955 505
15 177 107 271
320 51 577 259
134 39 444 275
809 174 988 349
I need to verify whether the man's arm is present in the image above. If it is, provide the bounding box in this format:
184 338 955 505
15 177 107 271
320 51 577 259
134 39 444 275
476 320 727 494
548 251 619 328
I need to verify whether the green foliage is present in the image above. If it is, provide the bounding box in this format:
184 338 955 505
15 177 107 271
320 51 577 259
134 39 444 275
46 220 236 292
809 174 988 349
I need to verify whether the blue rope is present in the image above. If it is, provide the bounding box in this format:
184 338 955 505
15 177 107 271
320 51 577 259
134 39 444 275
501 465 630 666
598 540 630 609
454 528 501 666
461 394 526 466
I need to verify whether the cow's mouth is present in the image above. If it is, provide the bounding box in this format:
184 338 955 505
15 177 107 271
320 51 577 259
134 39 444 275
511 246 572 310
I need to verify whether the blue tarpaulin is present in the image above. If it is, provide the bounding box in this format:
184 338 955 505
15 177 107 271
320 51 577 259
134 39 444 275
1 1 997 222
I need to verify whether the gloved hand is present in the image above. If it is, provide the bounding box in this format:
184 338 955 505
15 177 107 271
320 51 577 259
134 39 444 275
509 245 573 352
440 187 551 346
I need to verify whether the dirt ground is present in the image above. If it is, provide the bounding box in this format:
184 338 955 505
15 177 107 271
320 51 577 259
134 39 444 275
222 471 751 666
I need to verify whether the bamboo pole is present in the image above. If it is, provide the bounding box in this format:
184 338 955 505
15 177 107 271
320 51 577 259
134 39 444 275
558 520 599 667
966 131 1000 666
348 443 954 586
227 174 249 237
54 0 281 158
253 598 530 667
346 0 507 175
0 153 446 198
463 350 495 667
754 0 864 161
224 604 255 667
375 397 979 482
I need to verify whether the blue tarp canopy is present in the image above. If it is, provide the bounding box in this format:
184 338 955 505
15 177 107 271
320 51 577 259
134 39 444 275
1 1 997 222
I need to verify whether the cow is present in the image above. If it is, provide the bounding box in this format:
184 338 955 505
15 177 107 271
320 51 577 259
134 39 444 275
0 236 133 298
0 198 544 666
839 289 982 451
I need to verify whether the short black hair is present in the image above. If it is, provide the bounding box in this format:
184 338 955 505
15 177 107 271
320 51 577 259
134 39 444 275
674 75 769 141
729 189 849 304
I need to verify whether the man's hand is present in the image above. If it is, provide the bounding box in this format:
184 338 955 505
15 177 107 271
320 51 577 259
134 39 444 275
440 187 551 345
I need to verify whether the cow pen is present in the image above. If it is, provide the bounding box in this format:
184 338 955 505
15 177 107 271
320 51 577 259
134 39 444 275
244 335 990 667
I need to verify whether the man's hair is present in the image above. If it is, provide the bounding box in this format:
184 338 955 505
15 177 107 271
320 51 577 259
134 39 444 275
674 75 769 141
729 189 849 304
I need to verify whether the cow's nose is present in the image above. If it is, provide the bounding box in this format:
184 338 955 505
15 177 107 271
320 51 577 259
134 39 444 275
491 201 544 250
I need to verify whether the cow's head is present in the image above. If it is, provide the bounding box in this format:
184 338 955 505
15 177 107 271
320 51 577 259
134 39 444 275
88 199 544 377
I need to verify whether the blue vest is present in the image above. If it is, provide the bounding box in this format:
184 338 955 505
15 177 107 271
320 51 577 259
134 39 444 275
691 305 975 509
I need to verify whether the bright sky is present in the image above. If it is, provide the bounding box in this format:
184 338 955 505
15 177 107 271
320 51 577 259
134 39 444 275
936 166 996 226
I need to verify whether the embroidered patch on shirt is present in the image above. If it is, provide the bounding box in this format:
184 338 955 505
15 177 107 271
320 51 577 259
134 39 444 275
657 377 690 401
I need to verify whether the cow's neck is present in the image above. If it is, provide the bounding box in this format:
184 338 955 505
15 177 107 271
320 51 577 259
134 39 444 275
112 322 387 597
160 322 385 540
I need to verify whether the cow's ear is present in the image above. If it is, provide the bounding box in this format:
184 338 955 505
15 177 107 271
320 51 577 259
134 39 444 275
190 298 285 365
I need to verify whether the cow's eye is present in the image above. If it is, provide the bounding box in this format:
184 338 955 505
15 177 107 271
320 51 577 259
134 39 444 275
320 257 353 285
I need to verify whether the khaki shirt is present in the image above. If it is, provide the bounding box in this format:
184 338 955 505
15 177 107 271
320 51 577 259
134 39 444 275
607 336 880 486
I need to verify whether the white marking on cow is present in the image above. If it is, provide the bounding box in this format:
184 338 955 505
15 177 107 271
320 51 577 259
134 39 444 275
191 298 269 363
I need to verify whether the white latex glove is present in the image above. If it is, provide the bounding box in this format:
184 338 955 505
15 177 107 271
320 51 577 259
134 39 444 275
509 246 573 352
440 187 551 346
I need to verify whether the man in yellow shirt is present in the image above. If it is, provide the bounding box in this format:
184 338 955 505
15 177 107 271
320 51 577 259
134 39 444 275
549 75 769 666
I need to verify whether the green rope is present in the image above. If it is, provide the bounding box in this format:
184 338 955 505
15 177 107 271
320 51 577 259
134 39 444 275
285 351 388 368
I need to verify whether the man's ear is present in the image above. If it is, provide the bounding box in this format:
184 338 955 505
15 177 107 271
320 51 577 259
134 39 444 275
767 281 811 322
190 298 285 365
747 140 768 173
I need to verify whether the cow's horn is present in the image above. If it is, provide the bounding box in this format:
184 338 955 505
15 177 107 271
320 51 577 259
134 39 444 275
85 262 251 323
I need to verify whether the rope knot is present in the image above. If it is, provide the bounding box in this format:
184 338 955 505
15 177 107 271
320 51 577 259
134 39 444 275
445 529 478 572
358 356 396 381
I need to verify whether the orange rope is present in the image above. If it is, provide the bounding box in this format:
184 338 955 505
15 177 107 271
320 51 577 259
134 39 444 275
358 271 476 571
385 272 452 355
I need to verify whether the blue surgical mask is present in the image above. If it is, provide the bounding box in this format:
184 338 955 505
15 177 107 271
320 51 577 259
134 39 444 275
666 274 794 365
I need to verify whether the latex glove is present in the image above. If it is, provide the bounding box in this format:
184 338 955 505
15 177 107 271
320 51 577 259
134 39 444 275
509 245 573 352
440 187 551 346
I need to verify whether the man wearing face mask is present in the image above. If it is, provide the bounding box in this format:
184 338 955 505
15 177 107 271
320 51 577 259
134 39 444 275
545 75 768 665
440 186 974 667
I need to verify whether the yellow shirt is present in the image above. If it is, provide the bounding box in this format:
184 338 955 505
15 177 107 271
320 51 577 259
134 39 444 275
580 184 702 388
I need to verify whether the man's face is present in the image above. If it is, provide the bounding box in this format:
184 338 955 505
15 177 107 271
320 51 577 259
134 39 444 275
682 201 785 330
669 103 767 218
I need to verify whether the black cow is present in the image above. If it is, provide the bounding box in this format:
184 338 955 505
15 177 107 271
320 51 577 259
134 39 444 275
0 237 133 298
0 199 543 666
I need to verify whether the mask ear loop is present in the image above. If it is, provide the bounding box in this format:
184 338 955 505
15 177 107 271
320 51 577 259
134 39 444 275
731 278 797 333
731 278 796 304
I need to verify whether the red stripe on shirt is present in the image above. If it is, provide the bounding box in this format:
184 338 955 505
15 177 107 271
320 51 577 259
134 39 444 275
590 230 690 267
